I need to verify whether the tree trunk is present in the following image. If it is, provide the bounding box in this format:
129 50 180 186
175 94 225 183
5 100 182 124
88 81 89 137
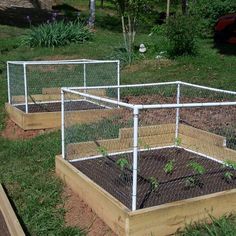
89 0 96 28
166 0 170 21
100 0 104 8
121 16 128 51
182 0 188 15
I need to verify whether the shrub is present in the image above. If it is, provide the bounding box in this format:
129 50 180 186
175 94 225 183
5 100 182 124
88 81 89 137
22 20 93 47
166 15 199 57
189 0 236 37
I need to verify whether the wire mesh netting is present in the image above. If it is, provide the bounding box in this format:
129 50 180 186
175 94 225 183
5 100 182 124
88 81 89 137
62 82 236 211
7 60 119 113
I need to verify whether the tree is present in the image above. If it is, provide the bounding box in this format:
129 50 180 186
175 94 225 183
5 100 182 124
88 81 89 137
181 0 188 15
88 0 96 28
114 0 150 64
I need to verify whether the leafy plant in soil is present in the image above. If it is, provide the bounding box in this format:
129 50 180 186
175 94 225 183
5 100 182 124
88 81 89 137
223 172 234 183
164 159 175 174
116 157 130 181
185 161 206 188
97 146 108 157
222 160 236 183
175 137 182 146
148 176 159 192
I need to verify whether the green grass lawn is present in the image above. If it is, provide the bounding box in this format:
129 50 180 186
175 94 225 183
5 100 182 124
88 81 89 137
0 2 236 235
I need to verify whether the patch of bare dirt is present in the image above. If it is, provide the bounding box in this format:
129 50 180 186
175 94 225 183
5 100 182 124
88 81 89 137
63 186 116 236
123 59 175 73
0 118 55 140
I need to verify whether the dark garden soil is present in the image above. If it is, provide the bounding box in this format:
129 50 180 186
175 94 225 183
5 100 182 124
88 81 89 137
0 211 10 236
72 148 236 210
16 100 105 113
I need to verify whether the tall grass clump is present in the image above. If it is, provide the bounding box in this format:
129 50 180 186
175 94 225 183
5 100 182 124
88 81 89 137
22 20 93 47
178 214 236 236
167 15 199 57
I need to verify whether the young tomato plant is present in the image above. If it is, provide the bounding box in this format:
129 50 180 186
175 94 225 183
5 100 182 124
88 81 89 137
148 176 159 192
222 160 236 183
164 159 175 174
97 146 108 157
185 161 206 188
116 156 130 181
224 172 234 183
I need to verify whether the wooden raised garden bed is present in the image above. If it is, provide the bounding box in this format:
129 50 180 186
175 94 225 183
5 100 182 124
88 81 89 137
0 184 25 236
56 124 236 235
6 88 120 130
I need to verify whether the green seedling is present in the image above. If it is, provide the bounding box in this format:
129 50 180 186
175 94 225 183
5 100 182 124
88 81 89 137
175 136 182 146
223 160 236 170
116 157 130 181
224 171 234 183
148 176 159 192
185 161 206 188
116 157 129 172
188 161 206 175
97 146 108 157
185 177 196 188
144 143 151 150
164 160 175 174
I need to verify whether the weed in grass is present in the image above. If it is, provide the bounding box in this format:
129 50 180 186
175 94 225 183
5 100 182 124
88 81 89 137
177 214 236 236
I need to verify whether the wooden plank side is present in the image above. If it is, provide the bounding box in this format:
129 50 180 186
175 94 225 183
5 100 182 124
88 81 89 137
23 112 61 130
181 136 236 163
179 124 226 147
120 124 175 139
15 108 120 130
0 185 25 236
55 156 129 235
42 88 106 97
5 103 24 129
128 189 236 236
66 133 175 159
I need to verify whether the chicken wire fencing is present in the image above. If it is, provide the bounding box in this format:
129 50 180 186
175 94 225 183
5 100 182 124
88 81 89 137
62 81 236 211
7 59 120 113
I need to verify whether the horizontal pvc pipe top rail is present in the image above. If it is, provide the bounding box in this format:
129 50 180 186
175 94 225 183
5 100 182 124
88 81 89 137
67 81 236 95
62 88 134 109
66 81 179 90
136 101 236 109
7 59 120 65
179 81 236 95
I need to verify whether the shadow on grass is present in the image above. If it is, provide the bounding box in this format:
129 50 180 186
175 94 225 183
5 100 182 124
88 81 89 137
214 41 236 56
0 4 80 28
2 184 30 236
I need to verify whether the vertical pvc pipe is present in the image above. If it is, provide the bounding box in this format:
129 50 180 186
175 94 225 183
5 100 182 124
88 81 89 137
83 63 87 100
175 83 180 144
7 62 11 104
117 61 121 106
23 63 28 113
132 106 139 211
61 89 65 159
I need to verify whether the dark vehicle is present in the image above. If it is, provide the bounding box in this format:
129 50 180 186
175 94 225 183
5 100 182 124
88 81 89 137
214 14 236 44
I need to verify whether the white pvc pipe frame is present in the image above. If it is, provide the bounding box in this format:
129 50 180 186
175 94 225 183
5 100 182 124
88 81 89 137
62 82 236 211
7 59 120 114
